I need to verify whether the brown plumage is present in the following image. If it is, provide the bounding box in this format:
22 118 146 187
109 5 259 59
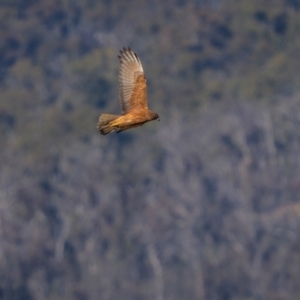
97 47 159 135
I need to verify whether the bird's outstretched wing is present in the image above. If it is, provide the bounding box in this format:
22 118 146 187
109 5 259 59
118 47 148 113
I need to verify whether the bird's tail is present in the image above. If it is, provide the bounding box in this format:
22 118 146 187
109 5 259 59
97 114 120 135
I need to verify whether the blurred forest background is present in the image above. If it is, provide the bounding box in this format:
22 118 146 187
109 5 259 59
1 0 300 299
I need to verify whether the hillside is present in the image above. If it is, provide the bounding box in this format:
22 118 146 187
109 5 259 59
1 0 300 299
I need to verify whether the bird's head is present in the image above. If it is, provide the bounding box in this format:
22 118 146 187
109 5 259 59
148 111 160 121
154 113 160 121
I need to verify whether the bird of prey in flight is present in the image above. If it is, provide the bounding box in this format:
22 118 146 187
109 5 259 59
97 47 159 135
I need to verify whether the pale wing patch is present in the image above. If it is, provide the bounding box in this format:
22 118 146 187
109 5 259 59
118 48 148 113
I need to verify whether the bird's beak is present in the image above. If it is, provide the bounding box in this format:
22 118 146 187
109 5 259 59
157 117 160 122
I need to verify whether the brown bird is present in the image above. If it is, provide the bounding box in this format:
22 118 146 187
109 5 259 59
97 47 159 135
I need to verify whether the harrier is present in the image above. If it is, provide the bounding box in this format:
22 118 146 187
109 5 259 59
97 47 159 135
